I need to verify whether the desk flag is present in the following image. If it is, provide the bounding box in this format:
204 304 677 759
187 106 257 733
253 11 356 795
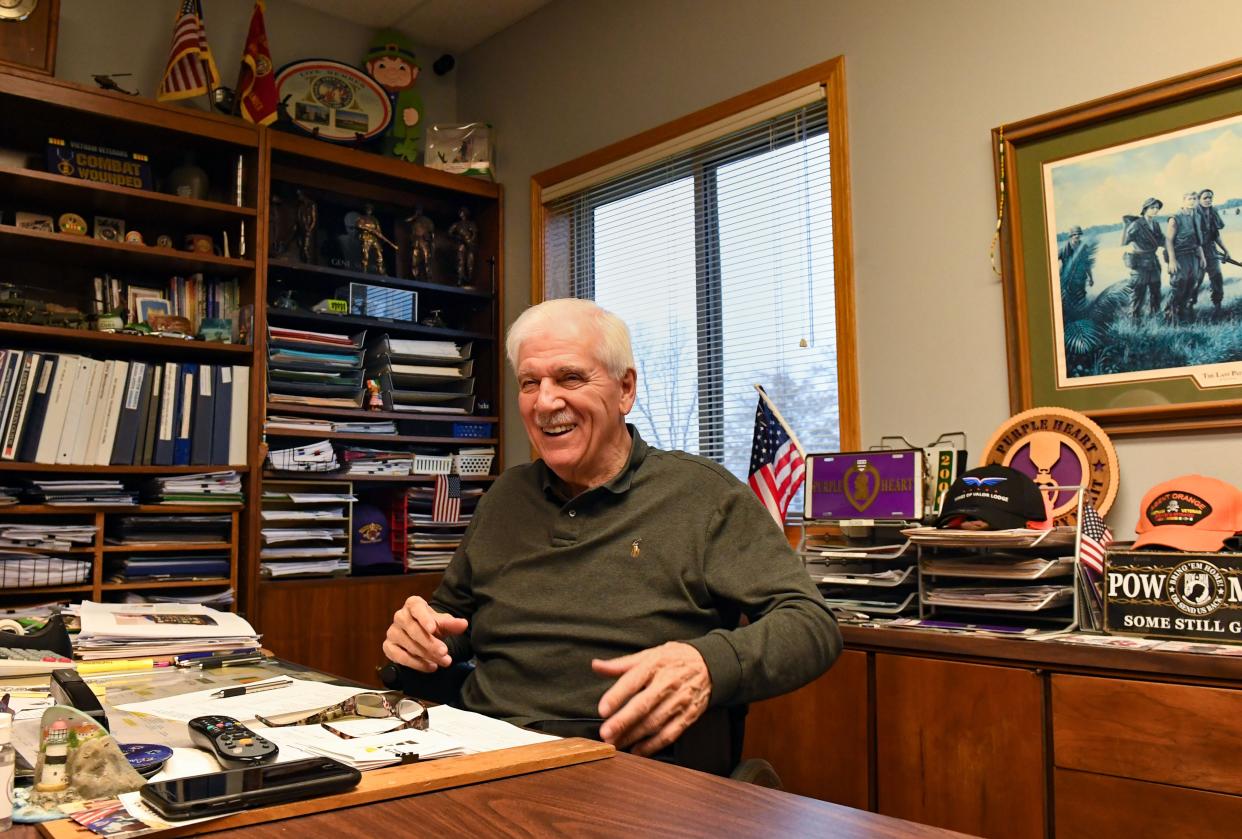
157 0 221 102
236 0 278 125
747 389 805 526
433 474 462 523
1077 500 1113 576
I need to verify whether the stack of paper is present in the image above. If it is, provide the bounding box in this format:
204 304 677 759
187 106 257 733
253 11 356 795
268 327 366 409
0 522 95 549
366 335 476 415
341 446 412 476
122 588 234 608
260 485 353 578
148 471 243 505
0 551 90 588
73 600 260 660
267 441 339 473
31 479 136 506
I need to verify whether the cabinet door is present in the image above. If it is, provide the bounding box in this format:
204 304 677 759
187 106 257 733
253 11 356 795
741 649 869 808
257 574 441 686
875 654 1046 839
1056 769 1242 839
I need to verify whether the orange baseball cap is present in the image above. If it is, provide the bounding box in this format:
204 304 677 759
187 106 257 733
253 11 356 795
1133 475 1242 552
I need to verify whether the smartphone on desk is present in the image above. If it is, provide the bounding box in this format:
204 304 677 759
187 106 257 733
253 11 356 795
140 756 362 820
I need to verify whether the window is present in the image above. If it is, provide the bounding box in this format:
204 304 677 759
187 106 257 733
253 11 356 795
535 61 857 493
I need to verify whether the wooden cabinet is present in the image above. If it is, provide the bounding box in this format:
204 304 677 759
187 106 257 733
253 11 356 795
875 654 1046 839
741 648 870 808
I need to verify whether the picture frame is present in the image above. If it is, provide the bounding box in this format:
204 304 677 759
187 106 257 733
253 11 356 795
994 58 1242 436
126 285 164 322
137 298 170 326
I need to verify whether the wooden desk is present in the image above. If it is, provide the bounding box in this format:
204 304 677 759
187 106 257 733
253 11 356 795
206 752 965 838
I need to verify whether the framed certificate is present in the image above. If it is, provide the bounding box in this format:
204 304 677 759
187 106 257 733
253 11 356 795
275 60 392 144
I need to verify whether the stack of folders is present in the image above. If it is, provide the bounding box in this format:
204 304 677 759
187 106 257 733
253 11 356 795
0 551 91 589
265 416 397 435
267 441 339 473
147 471 243 505
340 446 412 476
259 487 354 578
366 335 475 415
404 485 482 571
106 515 232 583
268 327 366 409
0 350 250 467
122 588 234 608
0 522 95 550
73 600 260 660
30 479 137 506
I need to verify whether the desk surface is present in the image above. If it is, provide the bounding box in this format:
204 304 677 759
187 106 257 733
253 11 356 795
204 752 964 838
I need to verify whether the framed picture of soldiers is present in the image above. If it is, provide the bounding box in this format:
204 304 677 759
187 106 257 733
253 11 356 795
994 58 1242 435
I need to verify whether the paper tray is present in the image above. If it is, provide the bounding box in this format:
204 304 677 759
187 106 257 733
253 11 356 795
923 585 1073 612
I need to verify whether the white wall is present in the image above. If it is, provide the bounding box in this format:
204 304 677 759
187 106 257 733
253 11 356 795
56 0 456 125
458 0 1242 536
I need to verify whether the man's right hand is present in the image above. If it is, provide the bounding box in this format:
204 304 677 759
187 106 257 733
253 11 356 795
383 596 469 672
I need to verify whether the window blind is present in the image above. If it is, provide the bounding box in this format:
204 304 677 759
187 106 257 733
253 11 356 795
542 98 840 484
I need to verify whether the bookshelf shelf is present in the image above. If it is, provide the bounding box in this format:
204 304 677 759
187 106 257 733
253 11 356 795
3 584 93 595
0 505 242 514
266 402 497 424
0 225 255 275
264 428 498 445
101 542 233 553
266 306 493 342
0 463 245 473
0 323 252 360
262 471 496 483
101 578 232 591
268 260 493 300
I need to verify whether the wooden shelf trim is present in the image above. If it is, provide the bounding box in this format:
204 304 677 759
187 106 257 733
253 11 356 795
101 542 232 553
100 578 232 591
0 164 257 217
265 428 497 445
268 260 492 300
262 471 495 483
0 224 255 272
266 402 497 424
0 322 253 358
0 504 242 514
0 462 246 473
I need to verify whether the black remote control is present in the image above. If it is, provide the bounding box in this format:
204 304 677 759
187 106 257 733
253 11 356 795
188 715 279 768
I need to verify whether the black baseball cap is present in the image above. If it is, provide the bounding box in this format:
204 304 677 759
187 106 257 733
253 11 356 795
935 464 1048 530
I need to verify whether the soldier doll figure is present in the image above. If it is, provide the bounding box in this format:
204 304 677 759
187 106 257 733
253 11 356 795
296 190 318 264
448 206 478 286
356 203 397 275
1121 197 1164 323
405 207 435 281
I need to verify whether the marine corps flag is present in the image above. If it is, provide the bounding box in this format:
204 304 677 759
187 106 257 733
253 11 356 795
235 0 278 125
157 0 221 102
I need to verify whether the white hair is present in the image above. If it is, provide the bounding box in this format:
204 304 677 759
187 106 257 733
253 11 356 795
506 298 635 380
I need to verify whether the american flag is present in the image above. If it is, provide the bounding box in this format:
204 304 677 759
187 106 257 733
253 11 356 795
433 474 461 523
157 0 220 102
1078 499 1114 575
747 392 805 525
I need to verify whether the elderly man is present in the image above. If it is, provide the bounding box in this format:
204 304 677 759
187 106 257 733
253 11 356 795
383 298 840 769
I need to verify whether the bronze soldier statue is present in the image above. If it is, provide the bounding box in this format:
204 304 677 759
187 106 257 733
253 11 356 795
405 207 435 281
296 190 318 264
448 206 478 286
356 203 396 275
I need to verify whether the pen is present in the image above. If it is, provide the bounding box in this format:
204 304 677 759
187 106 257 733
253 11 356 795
210 678 292 699
174 650 253 666
179 652 263 669
198 656 265 670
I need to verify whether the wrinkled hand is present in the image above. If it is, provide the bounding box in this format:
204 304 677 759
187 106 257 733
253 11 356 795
383 596 468 672
593 642 710 757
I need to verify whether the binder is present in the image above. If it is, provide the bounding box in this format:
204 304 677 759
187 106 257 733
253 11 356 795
111 361 149 466
153 361 178 466
173 363 196 466
17 353 58 462
1 352 39 461
228 366 249 466
59 357 98 464
0 350 24 454
140 364 164 466
211 365 233 465
70 359 111 465
190 363 215 465
36 354 78 464
92 359 129 465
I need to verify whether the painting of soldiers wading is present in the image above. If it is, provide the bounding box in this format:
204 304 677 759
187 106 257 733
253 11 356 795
1044 114 1242 391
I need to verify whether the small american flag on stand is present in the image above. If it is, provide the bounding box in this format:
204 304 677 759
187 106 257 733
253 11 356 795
433 474 462 523
1078 499 1114 576
747 388 805 526
157 0 220 102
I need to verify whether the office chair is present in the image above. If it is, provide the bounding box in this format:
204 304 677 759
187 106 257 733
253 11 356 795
378 661 782 787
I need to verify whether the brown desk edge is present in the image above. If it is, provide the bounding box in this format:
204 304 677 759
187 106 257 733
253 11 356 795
38 737 614 838
843 624 1242 685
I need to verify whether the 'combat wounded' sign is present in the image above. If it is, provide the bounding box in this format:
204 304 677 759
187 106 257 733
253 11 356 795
1106 549 1242 643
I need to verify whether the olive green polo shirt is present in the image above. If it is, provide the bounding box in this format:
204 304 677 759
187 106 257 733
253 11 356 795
432 426 841 726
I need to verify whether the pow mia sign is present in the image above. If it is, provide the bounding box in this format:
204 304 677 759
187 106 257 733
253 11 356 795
1107 549 1242 643
981 407 1118 525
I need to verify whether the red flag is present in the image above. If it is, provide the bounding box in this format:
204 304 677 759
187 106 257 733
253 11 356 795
158 0 220 102
236 0 277 125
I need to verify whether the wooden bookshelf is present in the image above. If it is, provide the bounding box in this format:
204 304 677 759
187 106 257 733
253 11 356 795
0 323 252 360
0 225 255 275
264 428 498 445
268 259 493 300
266 305 493 341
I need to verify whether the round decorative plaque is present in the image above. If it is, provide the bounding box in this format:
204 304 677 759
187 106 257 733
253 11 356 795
275 59 392 144
980 407 1119 525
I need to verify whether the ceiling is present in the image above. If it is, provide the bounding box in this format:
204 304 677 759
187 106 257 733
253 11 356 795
289 0 551 52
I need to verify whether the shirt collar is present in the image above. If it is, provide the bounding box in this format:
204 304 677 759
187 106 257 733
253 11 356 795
539 424 649 499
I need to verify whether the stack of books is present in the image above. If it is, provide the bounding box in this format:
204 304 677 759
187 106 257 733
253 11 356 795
0 350 249 467
146 471 243 505
73 600 260 661
268 327 366 409
366 335 475 414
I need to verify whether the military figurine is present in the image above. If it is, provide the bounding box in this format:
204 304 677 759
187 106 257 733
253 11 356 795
448 206 478 286
1120 197 1164 323
356 203 396 275
296 190 318 264
405 207 435 281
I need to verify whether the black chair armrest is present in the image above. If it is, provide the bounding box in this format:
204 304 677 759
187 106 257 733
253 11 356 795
377 660 475 707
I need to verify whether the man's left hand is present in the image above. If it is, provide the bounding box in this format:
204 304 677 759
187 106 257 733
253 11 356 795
592 642 711 757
